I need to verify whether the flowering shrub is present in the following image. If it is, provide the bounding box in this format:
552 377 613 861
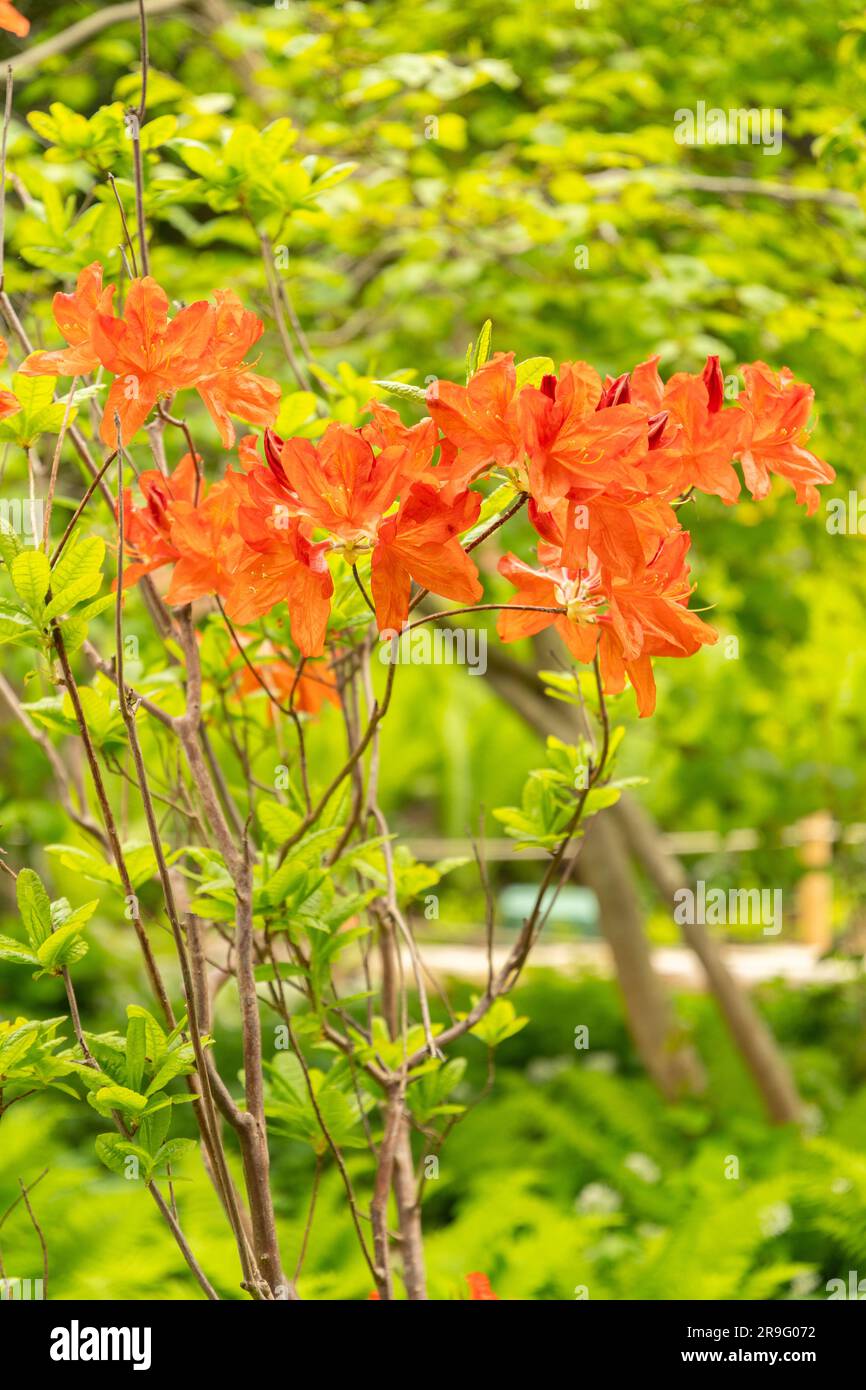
0 5 833 1304
25 260 832 716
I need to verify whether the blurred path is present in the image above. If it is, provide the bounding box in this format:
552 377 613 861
409 940 858 989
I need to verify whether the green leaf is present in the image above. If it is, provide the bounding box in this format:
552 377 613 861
35 913 91 973
254 961 306 983
257 857 308 909
0 1020 40 1071
0 373 76 448
308 160 357 193
258 801 302 843
16 868 53 948
469 998 529 1047
0 933 39 966
371 379 427 403
153 1138 196 1170
9 373 55 415
145 1048 197 1096
0 609 38 647
125 1015 147 1093
95 1134 152 1179
474 319 493 371
0 519 23 569
10 550 49 618
139 1107 171 1157
91 1084 149 1116
126 1005 167 1070
515 356 555 390
44 536 105 620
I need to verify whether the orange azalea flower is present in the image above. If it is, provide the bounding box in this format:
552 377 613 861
120 452 199 587
92 277 214 445
466 1272 499 1300
515 364 649 511
0 339 19 420
250 420 436 549
633 357 743 505
193 290 280 448
496 548 603 664
371 482 482 633
529 490 678 579
238 432 264 472
235 642 339 718
598 531 718 717
498 531 716 717
240 418 481 636
165 473 248 606
0 2 29 38
426 352 524 483
738 362 834 514
21 262 115 379
228 503 334 657
360 399 439 474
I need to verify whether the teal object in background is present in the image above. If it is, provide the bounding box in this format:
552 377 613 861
499 884 600 936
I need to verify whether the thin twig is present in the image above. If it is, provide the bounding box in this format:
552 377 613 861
17 1177 48 1300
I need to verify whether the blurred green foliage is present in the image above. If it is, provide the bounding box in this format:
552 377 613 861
4 972 866 1300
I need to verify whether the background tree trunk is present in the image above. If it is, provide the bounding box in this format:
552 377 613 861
614 796 802 1124
480 639 801 1124
482 643 706 1099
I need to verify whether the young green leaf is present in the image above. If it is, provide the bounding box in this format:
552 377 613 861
16 868 53 948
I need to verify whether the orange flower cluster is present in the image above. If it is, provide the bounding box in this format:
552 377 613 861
121 400 483 659
101 268 830 715
22 264 280 449
428 351 832 715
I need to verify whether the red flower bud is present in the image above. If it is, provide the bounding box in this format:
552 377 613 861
701 355 724 413
597 372 630 410
263 427 288 483
647 410 669 449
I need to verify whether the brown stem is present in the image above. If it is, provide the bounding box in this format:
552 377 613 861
52 625 175 1026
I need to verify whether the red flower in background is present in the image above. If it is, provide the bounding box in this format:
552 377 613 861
235 643 339 718
465 1272 499 1300
366 1272 499 1300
